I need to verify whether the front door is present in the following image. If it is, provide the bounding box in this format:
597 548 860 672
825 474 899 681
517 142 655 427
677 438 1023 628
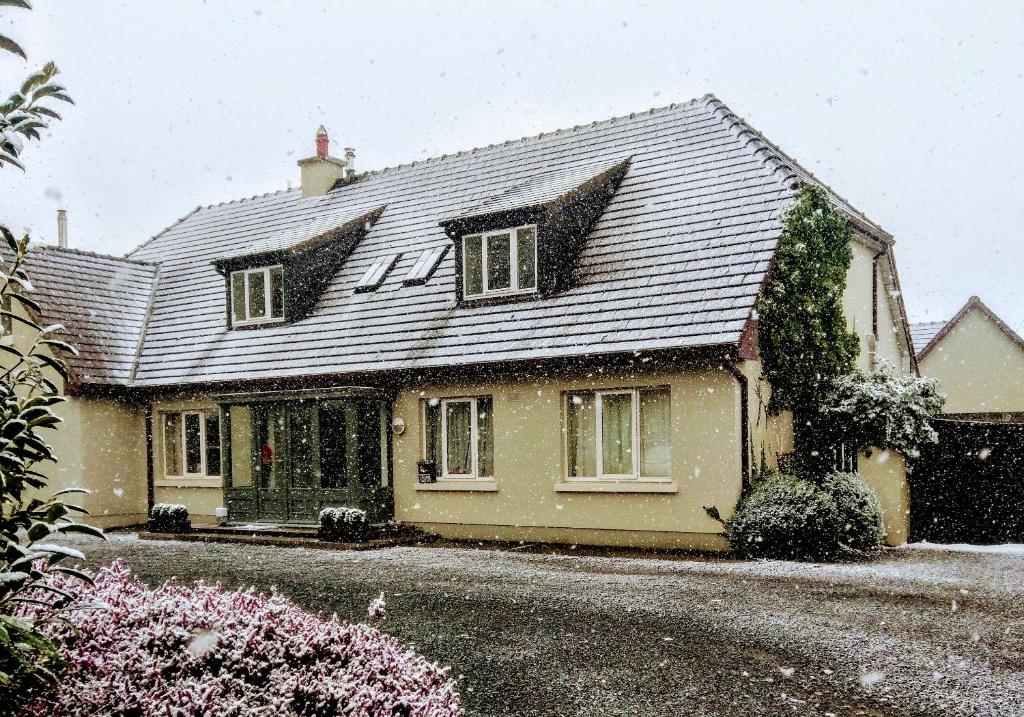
223 396 390 524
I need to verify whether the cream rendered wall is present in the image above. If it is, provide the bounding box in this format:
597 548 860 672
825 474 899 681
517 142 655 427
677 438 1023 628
858 449 909 545
918 307 1024 415
843 241 909 372
2 303 148 528
151 397 223 523
392 363 744 550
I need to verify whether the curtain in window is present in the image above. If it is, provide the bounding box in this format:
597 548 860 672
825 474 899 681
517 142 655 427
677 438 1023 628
204 413 221 476
231 274 246 322
601 393 633 475
640 389 671 477
464 236 483 295
163 413 182 476
567 393 597 477
183 413 203 474
516 227 536 289
486 232 512 290
445 401 473 475
248 270 267 319
477 397 493 477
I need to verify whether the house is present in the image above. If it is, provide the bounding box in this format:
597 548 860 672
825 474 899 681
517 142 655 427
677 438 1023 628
912 296 1024 421
21 95 917 548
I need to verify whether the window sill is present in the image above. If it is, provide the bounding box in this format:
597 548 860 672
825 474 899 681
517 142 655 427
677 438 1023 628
554 481 677 494
415 480 498 492
155 478 222 489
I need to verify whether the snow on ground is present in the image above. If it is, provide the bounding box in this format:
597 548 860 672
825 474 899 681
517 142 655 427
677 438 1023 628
67 534 1024 717
904 540 1024 555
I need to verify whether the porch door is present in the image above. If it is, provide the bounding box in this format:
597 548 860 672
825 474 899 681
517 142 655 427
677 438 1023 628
224 398 389 524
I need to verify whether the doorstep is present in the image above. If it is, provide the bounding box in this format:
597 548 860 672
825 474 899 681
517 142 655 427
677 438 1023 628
137 522 437 551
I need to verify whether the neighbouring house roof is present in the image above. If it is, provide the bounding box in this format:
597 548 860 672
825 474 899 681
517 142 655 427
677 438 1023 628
909 320 947 357
27 94 902 390
25 245 158 386
913 296 1024 360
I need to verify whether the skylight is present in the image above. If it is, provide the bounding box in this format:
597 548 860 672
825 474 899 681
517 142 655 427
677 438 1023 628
354 253 400 293
403 245 448 286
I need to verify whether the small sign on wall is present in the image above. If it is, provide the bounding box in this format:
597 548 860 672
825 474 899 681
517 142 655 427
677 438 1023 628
417 460 437 484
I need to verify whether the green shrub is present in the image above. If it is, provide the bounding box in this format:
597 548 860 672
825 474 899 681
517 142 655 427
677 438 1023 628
726 473 842 561
822 472 883 551
148 503 191 533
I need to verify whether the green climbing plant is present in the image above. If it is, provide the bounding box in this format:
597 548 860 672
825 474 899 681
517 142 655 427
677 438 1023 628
756 183 860 455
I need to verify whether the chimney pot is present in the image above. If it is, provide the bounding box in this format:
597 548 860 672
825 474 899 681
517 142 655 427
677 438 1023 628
57 209 68 248
315 125 329 159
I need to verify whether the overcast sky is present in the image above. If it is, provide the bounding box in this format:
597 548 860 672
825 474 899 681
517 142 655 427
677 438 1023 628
2 1 1023 326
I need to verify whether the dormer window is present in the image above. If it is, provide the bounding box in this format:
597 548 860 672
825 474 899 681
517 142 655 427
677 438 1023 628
462 225 537 299
230 266 284 326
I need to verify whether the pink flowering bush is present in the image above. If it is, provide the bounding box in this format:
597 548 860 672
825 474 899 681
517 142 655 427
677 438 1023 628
21 562 462 716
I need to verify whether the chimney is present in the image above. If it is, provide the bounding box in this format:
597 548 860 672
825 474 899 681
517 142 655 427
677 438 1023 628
343 147 356 180
57 209 68 248
297 125 349 198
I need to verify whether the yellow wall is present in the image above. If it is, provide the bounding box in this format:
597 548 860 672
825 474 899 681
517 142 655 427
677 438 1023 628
392 362 742 549
918 306 1024 415
2 303 147 528
843 240 910 373
39 396 149 528
857 448 909 546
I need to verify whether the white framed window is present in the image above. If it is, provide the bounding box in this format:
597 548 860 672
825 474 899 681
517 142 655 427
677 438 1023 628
423 396 494 479
230 265 285 326
462 225 537 299
564 387 671 481
162 410 221 479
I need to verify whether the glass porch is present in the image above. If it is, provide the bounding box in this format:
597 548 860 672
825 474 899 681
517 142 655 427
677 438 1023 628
219 390 391 524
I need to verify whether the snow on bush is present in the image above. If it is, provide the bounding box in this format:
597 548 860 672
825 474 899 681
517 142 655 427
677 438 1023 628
727 473 843 561
822 471 883 551
319 507 370 543
827 366 945 457
148 503 191 533
20 562 462 716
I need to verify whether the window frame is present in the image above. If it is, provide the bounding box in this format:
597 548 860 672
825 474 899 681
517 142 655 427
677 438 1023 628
423 396 492 481
162 409 221 480
563 387 672 482
230 265 285 327
462 224 538 299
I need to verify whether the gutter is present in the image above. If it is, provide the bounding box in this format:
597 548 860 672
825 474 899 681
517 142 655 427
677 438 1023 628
725 361 751 493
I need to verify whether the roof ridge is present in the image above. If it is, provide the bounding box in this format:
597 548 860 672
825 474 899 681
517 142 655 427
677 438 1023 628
703 95 892 241
154 96 711 221
125 205 205 258
32 242 157 267
362 95 707 177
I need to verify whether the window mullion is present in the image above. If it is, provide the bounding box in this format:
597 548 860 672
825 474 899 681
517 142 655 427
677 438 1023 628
470 397 479 478
241 273 248 321
510 227 519 291
595 392 604 478
482 233 489 293
263 268 271 319
179 412 188 476
199 411 207 477
632 389 640 478
440 400 449 477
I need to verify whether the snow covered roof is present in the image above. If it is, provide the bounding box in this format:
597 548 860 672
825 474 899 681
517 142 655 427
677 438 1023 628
913 296 1024 360
910 320 947 357
26 94 899 390
25 245 158 387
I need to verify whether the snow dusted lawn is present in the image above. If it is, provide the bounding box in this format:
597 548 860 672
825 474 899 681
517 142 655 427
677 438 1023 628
73 534 1024 717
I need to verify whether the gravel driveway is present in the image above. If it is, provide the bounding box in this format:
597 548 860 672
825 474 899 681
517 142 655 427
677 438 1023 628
74 536 1023 717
